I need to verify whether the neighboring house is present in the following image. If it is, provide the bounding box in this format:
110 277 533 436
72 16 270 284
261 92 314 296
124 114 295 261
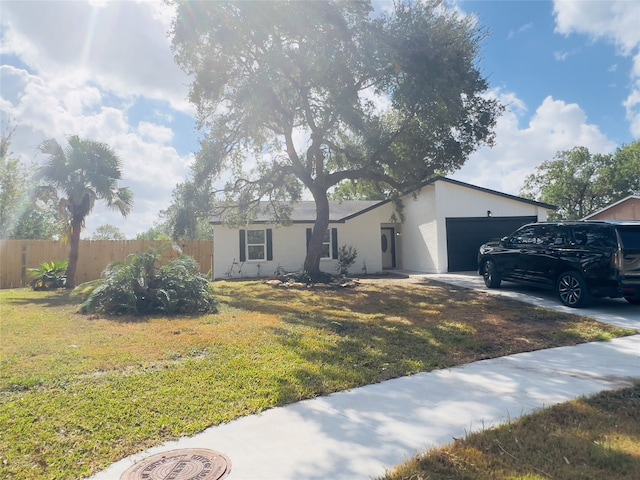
582 195 640 221
210 177 555 279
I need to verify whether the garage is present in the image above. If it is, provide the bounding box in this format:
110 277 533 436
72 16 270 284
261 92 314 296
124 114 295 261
445 216 538 272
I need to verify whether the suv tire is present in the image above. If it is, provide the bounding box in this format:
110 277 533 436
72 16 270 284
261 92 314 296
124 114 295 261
557 271 591 308
483 260 502 288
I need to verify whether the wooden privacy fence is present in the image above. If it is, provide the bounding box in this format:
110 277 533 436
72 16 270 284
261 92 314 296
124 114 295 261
0 240 214 289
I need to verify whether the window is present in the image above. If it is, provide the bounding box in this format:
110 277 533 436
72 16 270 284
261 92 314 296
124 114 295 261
239 229 272 262
247 229 266 260
509 226 537 245
618 227 640 249
306 227 338 259
572 225 617 248
321 229 331 258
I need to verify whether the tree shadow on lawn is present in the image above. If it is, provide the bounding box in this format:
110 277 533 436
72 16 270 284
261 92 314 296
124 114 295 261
219 278 609 347
1 289 81 308
218 279 627 403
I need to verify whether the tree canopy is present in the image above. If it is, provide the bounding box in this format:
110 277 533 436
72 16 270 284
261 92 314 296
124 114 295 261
91 224 126 241
520 141 640 220
36 136 133 288
0 124 59 239
171 0 502 275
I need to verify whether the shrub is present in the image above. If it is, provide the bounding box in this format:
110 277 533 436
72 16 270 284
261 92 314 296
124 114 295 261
80 249 217 315
28 260 68 290
337 245 358 275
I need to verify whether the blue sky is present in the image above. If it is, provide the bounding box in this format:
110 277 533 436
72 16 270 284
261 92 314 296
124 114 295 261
1 0 639 238
463 0 635 145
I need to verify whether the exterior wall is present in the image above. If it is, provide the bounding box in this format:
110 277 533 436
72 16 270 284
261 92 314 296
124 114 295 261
213 202 396 279
399 181 549 274
213 224 308 279
212 179 552 278
337 202 396 275
401 185 439 272
587 198 640 220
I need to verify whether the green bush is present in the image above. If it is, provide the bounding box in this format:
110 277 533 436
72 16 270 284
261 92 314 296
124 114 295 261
28 260 68 290
337 245 358 275
80 249 217 315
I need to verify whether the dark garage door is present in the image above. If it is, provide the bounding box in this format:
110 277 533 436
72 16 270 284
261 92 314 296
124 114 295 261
446 216 537 272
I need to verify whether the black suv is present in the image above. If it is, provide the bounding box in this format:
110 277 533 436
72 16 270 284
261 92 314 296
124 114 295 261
477 221 640 308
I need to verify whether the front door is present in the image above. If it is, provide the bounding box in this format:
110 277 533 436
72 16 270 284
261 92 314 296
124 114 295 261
381 228 395 269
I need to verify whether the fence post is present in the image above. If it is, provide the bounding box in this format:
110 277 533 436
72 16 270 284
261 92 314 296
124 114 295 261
21 245 27 287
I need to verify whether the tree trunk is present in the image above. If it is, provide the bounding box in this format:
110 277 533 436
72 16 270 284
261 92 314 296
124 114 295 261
65 216 83 289
303 192 330 278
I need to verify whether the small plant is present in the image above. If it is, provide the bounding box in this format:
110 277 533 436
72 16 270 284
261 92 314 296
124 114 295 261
80 249 217 316
28 260 68 290
224 259 244 278
337 245 358 276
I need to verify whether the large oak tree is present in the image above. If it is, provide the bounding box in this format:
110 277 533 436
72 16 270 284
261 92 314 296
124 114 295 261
171 0 502 276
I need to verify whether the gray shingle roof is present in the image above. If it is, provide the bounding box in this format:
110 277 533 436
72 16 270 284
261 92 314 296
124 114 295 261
209 176 556 225
210 200 383 224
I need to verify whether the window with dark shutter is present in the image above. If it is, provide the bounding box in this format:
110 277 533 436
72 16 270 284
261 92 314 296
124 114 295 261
239 229 246 262
331 228 338 259
266 229 273 261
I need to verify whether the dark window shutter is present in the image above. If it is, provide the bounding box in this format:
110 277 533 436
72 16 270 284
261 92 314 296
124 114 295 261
266 229 273 261
306 228 312 252
331 228 338 259
239 229 246 262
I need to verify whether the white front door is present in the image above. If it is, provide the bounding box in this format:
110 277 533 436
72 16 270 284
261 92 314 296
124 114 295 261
381 228 395 269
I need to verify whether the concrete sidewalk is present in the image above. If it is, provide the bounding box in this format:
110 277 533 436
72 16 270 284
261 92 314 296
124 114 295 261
88 334 640 480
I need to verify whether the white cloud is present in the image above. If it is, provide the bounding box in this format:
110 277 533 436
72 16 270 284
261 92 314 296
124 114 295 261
0 0 192 113
508 22 533 40
453 92 616 195
137 122 174 144
553 0 640 137
0 0 195 239
553 1 640 55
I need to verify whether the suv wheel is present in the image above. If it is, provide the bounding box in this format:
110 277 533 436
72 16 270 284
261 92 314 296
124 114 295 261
556 271 590 308
483 259 502 288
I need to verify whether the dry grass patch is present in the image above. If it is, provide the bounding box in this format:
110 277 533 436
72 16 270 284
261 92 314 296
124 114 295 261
0 278 634 479
379 383 640 480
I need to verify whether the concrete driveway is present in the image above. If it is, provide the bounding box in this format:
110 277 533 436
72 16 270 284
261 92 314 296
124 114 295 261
415 271 640 332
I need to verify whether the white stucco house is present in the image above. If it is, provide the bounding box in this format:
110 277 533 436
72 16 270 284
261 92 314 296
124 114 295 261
210 177 555 279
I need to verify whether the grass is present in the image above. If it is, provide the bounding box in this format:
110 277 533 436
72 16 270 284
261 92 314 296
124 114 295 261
0 277 635 479
378 383 640 480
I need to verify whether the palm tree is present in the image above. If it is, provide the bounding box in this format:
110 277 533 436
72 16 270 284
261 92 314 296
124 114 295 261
36 135 133 289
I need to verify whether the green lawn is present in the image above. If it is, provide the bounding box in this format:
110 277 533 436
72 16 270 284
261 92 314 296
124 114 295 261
0 278 635 479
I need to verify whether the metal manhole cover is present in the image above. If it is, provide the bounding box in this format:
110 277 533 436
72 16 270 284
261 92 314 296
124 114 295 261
120 448 231 480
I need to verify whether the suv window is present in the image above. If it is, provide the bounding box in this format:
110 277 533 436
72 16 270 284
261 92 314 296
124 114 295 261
509 226 538 245
510 225 567 246
571 225 617 248
617 227 640 250
539 225 567 246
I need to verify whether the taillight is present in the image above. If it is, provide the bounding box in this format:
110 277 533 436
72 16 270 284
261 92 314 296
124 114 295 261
613 249 623 273
613 230 624 273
